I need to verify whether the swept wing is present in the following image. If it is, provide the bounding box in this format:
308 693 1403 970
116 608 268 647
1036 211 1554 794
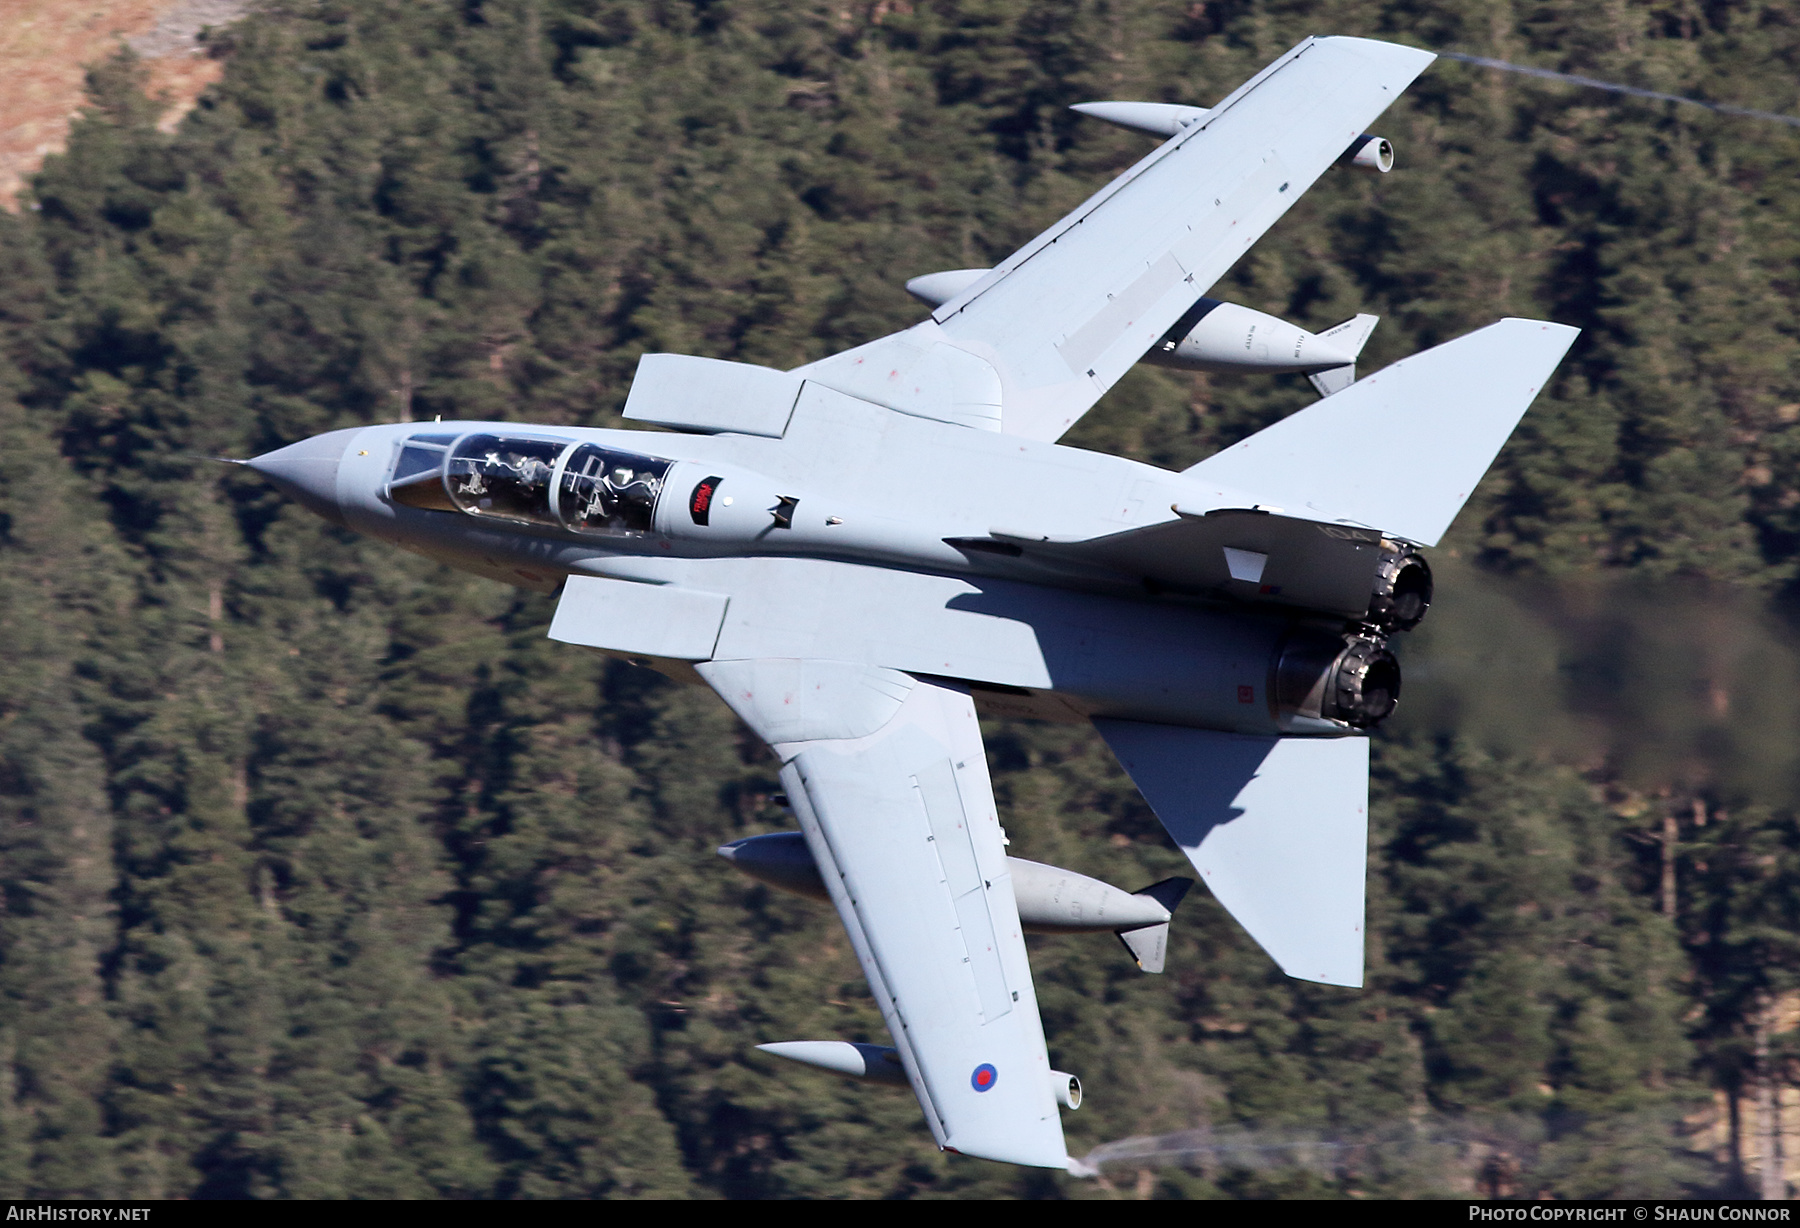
697 660 1068 1168
794 37 1435 441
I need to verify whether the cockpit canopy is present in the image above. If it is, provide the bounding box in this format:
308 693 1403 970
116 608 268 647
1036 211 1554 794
387 432 672 536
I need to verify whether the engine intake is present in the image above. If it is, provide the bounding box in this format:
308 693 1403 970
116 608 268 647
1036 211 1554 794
1341 134 1394 172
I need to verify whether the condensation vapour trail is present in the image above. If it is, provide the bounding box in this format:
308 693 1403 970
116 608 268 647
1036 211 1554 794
1066 1126 1464 1178
1438 50 1800 129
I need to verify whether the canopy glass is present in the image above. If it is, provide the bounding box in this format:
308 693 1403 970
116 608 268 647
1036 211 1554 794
388 433 672 536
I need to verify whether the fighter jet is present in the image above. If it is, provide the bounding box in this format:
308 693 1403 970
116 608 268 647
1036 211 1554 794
245 36 1577 1170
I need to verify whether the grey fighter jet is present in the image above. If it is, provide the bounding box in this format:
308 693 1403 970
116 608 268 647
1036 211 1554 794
246 36 1577 1170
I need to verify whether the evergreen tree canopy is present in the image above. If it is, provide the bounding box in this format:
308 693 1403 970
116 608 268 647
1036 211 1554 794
2 0 1798 1198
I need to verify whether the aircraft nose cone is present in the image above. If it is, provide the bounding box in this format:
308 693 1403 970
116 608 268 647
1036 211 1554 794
246 427 362 527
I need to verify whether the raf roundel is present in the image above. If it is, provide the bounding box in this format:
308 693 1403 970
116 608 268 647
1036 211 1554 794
971 1063 998 1093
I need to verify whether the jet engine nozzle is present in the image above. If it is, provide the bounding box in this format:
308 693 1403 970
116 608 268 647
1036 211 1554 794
1273 629 1401 731
1367 546 1433 632
1051 1071 1083 1110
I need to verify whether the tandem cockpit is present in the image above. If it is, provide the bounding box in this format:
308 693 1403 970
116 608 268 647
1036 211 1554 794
386 432 673 536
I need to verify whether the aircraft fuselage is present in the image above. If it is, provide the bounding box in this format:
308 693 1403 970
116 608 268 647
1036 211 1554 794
251 384 1384 738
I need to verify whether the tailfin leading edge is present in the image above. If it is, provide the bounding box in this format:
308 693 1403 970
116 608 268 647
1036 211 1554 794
1185 317 1579 546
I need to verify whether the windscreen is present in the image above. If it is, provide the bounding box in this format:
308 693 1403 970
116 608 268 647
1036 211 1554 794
388 437 456 512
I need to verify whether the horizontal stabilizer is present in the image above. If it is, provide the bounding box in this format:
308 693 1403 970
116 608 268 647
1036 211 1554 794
1184 318 1579 545
1094 722 1369 987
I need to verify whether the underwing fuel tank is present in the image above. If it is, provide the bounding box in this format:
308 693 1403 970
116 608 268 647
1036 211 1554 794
902 271 1378 397
718 831 1192 973
757 1041 1083 1110
1069 99 1395 175
1142 299 1380 397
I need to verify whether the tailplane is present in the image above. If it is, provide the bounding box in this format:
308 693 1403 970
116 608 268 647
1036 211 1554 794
1184 317 1579 546
1095 722 1369 987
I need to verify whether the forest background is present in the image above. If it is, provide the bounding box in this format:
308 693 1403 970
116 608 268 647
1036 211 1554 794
1 0 1798 1200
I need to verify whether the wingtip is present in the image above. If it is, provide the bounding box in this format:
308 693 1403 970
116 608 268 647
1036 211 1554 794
1318 35 1439 68
1497 316 1581 334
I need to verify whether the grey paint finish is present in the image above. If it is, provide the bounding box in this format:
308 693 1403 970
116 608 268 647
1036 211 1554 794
1096 722 1370 987
1187 318 1582 545
585 552 1291 732
622 353 804 437
697 658 914 744
774 677 1066 1168
757 1041 910 1086
548 575 729 661
905 268 991 309
718 830 1184 940
237 36 1574 1170
795 37 1436 442
244 427 361 527
1070 100 1212 138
